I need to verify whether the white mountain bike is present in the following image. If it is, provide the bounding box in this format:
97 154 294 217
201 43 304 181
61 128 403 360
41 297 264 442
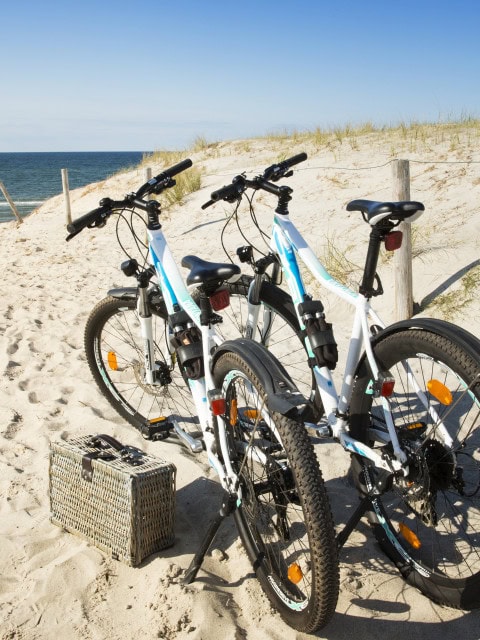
203 152 480 610
65 159 339 633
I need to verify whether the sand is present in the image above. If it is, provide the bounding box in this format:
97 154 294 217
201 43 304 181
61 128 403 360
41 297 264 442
1 128 480 639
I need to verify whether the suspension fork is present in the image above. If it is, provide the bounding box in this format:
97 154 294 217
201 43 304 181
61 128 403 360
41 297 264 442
245 274 264 341
137 284 156 385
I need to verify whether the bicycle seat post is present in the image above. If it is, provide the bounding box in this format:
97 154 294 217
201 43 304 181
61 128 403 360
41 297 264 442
359 222 392 298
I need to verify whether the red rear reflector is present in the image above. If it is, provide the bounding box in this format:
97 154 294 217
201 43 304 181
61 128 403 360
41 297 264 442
208 389 226 415
210 288 230 311
211 398 226 415
384 231 403 251
381 379 395 397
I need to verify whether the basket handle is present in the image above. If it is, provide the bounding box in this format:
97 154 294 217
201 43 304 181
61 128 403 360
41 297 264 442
81 434 145 482
88 433 126 451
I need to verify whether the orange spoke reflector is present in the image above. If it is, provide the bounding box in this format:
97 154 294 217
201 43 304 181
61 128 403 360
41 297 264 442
427 379 453 405
244 409 260 420
107 351 118 371
288 563 303 584
230 399 238 426
398 522 422 549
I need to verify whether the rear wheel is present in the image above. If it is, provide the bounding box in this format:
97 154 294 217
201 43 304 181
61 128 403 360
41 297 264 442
350 328 480 609
213 350 338 632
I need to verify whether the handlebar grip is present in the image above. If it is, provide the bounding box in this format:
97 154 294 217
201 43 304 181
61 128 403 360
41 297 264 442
161 158 193 178
201 199 214 210
263 152 307 182
281 152 308 169
66 204 111 234
210 181 242 202
137 158 194 198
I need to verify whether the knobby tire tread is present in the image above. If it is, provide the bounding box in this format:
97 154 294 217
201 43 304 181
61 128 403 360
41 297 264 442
214 351 338 632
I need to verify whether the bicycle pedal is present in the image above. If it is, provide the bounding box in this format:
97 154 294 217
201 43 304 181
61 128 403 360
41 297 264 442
141 417 172 440
305 422 333 438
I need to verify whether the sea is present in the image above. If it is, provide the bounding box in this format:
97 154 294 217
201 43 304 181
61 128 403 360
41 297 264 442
0 151 149 222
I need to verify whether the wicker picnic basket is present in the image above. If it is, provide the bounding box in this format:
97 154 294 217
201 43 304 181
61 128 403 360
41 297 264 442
49 434 176 566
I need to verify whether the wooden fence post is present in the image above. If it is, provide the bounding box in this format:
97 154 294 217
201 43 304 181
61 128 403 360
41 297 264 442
392 159 413 320
61 168 72 226
0 180 23 224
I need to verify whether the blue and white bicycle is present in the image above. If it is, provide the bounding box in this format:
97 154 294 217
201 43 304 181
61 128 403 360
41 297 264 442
66 159 339 633
204 153 480 610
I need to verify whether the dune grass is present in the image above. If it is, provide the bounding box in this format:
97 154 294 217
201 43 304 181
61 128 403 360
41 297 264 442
425 265 480 321
256 115 480 157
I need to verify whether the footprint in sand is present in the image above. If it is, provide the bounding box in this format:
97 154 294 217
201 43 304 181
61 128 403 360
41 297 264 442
3 411 23 440
6 341 19 355
28 341 39 354
5 361 22 381
60 386 74 396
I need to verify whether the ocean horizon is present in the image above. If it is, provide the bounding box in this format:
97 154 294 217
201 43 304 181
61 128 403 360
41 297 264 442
0 151 150 222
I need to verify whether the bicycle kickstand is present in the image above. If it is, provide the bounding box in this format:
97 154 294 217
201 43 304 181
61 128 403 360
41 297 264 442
183 490 238 584
336 467 393 549
335 495 373 549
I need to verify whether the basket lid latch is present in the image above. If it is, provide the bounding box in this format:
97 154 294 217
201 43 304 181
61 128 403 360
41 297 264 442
81 451 115 482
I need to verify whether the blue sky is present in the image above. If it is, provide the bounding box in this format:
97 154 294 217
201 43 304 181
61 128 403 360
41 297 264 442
1 0 479 151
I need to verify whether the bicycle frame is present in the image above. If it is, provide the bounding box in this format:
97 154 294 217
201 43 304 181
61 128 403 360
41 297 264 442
137 224 242 488
248 211 453 475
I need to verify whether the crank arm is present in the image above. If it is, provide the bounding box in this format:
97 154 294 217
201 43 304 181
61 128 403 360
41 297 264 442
170 418 203 453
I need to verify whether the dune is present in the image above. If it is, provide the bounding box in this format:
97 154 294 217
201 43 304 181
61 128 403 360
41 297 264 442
1 123 480 639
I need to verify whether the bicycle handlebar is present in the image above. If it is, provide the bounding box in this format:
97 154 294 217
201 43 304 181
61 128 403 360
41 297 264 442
66 158 193 240
202 152 307 209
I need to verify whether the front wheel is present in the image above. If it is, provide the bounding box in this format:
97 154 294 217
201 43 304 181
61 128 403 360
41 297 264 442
350 327 480 609
213 350 338 632
84 295 198 434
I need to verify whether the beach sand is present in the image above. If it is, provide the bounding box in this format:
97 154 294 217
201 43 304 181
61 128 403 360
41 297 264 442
1 128 480 639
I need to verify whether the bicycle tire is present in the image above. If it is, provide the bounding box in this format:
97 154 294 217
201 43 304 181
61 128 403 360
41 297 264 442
84 295 198 434
213 350 338 632
219 275 323 421
349 327 480 609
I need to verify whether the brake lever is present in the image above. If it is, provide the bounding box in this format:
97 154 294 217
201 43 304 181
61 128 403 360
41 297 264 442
201 199 214 210
152 177 176 194
88 220 107 229
270 169 294 183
